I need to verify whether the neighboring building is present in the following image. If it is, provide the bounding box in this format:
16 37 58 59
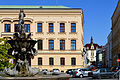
96 47 105 68
105 32 112 68
84 37 102 65
112 0 120 66
103 43 108 67
0 6 84 71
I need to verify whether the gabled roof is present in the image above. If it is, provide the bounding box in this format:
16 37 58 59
84 43 102 50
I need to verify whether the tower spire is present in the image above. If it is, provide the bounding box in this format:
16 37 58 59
91 36 93 44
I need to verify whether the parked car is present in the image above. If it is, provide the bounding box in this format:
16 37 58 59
52 68 60 75
41 69 48 74
72 68 91 78
111 66 120 72
66 69 76 75
91 68 115 79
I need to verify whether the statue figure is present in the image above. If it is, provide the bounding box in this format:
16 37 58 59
6 9 39 77
18 9 25 34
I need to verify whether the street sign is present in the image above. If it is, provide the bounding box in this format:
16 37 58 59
117 59 120 62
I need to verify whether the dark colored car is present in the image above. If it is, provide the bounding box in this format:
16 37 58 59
66 69 75 75
91 68 115 79
111 66 120 72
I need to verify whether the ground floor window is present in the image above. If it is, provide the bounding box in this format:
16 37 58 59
60 57 65 65
49 57 54 65
38 57 42 65
71 57 76 65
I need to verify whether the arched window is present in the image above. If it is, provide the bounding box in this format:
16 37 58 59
38 40 43 50
71 57 76 65
60 57 65 65
49 57 54 65
38 57 42 65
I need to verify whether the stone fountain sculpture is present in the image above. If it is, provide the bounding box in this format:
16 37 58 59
5 9 39 77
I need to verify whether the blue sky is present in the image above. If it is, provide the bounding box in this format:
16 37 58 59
0 0 118 46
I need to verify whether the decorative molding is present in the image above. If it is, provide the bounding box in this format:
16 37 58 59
1 18 12 23
68 21 78 23
35 38 45 40
35 21 44 23
57 38 67 40
68 38 78 40
57 21 67 23
46 38 56 40
46 21 55 23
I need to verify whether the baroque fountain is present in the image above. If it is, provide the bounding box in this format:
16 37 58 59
5 9 39 77
0 9 70 80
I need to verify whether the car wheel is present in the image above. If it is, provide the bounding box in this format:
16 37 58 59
79 74 83 78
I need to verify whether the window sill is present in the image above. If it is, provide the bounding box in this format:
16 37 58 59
58 32 66 34
71 50 76 51
69 32 77 34
60 50 65 51
36 32 44 34
47 32 55 34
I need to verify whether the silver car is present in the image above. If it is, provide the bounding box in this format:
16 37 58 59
72 68 91 78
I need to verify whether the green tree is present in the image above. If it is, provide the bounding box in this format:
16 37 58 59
87 57 90 64
0 38 14 71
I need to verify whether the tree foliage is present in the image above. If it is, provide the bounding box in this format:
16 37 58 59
87 57 90 64
0 38 14 71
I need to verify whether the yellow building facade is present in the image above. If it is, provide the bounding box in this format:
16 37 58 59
0 6 84 71
112 0 120 66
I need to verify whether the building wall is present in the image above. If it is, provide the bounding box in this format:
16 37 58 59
112 0 120 66
0 9 84 71
87 50 96 62
107 32 112 67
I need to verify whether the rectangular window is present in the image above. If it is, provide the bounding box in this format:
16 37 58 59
49 23 53 32
60 58 65 65
71 40 76 50
24 24 30 32
49 40 54 50
38 57 42 65
60 23 65 32
37 23 42 32
38 40 43 50
71 58 76 65
5 24 10 32
14 24 19 32
49 58 54 65
71 23 76 32
60 40 65 50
